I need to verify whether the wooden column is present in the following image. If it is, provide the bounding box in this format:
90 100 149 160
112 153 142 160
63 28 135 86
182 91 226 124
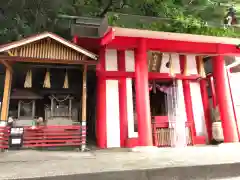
196 56 212 141
212 55 238 142
69 98 72 120
179 55 196 145
50 97 54 117
81 64 87 151
117 50 128 147
135 38 153 146
32 100 36 118
209 76 217 108
1 67 12 121
96 47 107 148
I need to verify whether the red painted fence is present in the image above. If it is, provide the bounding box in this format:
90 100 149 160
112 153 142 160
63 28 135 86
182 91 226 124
23 125 84 148
0 125 85 150
0 126 10 149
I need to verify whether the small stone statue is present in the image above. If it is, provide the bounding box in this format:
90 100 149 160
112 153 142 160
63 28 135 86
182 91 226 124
7 117 15 127
36 117 44 126
31 117 44 129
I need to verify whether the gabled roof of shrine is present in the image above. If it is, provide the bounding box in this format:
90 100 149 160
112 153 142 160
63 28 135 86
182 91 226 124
0 32 98 60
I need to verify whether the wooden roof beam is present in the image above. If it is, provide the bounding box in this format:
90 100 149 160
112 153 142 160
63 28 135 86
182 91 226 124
0 51 14 72
0 55 97 66
0 59 12 71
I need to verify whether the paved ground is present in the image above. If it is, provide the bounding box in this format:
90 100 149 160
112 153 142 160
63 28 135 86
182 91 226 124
1 144 240 179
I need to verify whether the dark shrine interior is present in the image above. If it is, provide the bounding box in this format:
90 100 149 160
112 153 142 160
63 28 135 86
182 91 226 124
149 81 168 117
11 63 83 96
8 62 97 141
132 79 172 117
149 80 172 117
132 79 172 132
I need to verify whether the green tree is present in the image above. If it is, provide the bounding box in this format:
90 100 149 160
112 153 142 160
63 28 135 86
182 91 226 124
0 0 69 43
0 0 240 44
105 0 240 37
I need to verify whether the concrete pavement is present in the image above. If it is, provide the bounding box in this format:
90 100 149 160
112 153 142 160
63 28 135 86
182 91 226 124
21 163 240 180
1 144 240 179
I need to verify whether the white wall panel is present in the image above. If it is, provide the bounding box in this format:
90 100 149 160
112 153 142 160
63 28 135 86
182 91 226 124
106 80 120 147
190 82 206 137
186 55 198 74
125 50 135 72
126 78 138 138
105 49 118 71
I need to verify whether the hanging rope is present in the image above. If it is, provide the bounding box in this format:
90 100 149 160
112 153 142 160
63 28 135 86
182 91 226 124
198 56 206 78
152 80 156 94
43 69 51 88
24 69 32 88
148 83 170 94
19 100 33 105
44 104 50 108
169 53 175 77
51 95 70 102
63 69 69 89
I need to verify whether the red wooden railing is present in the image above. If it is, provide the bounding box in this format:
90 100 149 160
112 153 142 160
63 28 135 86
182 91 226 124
0 126 10 149
22 125 84 148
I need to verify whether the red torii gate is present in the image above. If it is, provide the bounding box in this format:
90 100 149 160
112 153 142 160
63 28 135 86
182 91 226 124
75 27 240 148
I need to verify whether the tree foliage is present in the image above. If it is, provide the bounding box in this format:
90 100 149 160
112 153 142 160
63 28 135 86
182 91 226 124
0 0 239 44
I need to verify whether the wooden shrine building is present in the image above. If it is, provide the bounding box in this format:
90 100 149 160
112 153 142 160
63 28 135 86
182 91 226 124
2 23 240 150
0 32 98 140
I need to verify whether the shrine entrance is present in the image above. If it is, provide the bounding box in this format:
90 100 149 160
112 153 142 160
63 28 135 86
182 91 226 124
149 80 172 117
149 79 190 147
147 51 191 147
0 32 98 151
